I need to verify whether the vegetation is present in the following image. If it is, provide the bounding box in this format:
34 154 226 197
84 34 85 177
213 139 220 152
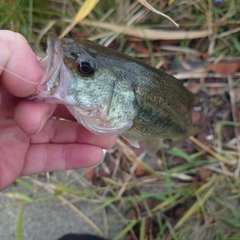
1 0 240 239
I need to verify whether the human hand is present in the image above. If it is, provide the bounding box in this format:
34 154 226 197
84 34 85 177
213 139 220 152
0 30 116 191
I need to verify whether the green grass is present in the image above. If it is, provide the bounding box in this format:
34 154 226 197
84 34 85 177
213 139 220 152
1 0 240 239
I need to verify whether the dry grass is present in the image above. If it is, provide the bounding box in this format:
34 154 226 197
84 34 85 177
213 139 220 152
1 0 240 239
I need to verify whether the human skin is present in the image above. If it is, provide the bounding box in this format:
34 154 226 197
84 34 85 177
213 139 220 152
0 30 116 191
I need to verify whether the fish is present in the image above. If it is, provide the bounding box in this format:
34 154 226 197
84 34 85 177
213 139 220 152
31 33 198 154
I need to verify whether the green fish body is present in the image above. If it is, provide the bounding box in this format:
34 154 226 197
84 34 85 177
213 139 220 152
33 34 197 152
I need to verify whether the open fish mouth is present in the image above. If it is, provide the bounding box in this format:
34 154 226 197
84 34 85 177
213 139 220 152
32 34 73 103
37 33 62 98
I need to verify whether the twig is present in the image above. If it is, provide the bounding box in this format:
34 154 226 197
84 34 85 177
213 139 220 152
228 75 240 178
212 27 240 40
203 165 234 177
189 136 234 166
75 19 212 40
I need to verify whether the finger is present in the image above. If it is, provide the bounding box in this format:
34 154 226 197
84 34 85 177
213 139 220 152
0 86 22 119
21 144 103 176
30 118 117 149
0 88 2 106
0 30 43 97
14 99 57 135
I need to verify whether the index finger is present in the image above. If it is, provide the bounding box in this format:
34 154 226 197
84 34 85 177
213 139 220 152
0 30 43 97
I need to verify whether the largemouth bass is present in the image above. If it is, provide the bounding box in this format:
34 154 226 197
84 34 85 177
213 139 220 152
32 33 198 153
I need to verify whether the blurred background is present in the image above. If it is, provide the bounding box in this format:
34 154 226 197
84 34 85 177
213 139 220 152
0 0 240 239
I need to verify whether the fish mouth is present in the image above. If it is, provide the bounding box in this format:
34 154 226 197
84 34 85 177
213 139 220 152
38 33 63 95
30 33 73 103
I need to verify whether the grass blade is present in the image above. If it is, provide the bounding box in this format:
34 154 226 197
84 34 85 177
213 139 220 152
60 0 99 38
113 220 137 240
15 205 23 240
137 0 179 27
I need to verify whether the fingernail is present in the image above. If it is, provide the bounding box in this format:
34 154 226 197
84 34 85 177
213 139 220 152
35 115 46 134
35 112 51 134
95 149 107 166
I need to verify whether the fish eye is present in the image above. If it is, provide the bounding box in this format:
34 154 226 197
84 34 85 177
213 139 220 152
77 61 95 75
74 57 96 77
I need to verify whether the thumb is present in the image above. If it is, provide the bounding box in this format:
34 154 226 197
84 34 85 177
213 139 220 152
0 30 44 97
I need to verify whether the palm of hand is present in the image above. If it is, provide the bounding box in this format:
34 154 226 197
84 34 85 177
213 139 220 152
0 90 30 190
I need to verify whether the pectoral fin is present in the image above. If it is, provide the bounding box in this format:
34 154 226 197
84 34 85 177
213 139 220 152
145 138 163 155
122 135 140 148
